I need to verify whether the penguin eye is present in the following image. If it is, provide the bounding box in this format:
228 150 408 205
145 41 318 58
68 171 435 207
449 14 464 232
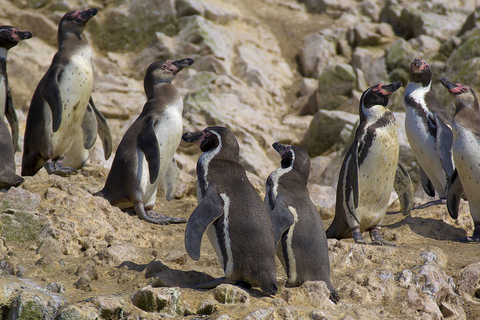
161 64 168 69
461 87 468 93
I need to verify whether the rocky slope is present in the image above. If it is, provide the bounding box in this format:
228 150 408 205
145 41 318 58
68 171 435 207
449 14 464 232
1 0 480 319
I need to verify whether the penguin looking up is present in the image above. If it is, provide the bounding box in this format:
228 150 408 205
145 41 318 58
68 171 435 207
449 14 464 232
22 8 105 177
265 142 339 302
94 58 194 225
326 81 413 246
440 77 480 243
404 59 454 206
182 127 278 295
0 26 32 189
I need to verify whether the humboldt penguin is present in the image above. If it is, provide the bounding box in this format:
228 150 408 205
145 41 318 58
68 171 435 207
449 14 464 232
404 59 454 204
22 8 100 176
440 77 480 242
265 142 339 302
326 81 412 246
94 58 194 225
0 26 32 188
181 127 278 295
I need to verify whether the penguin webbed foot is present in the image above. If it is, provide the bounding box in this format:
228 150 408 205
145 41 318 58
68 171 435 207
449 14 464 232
369 228 398 247
352 227 367 244
192 277 234 290
133 202 186 225
329 290 340 304
413 198 446 210
44 159 78 177
455 228 480 243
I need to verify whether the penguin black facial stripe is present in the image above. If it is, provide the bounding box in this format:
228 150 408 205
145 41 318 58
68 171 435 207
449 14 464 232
270 149 295 200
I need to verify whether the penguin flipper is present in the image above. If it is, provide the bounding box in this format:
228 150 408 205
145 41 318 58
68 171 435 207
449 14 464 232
434 113 454 177
419 166 435 197
268 194 295 249
446 169 463 219
81 104 98 150
90 97 112 160
394 162 414 216
163 158 179 201
185 186 224 260
5 88 19 152
42 67 63 132
137 116 160 184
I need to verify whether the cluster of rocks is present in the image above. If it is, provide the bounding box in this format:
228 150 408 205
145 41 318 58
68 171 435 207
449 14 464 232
1 0 480 318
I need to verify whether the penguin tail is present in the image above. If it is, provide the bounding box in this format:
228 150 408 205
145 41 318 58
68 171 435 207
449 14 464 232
21 152 43 177
0 173 24 189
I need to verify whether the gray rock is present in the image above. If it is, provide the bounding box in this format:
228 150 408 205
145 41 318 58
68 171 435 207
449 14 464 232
213 284 250 304
56 304 100 320
90 296 127 319
244 307 275 320
197 299 217 315
302 109 358 158
131 285 182 314
1 187 41 213
318 64 356 96
0 260 15 276
457 262 480 301
45 282 65 294
308 184 336 209
12 11 57 46
347 22 395 47
36 236 63 257
298 33 337 78
351 47 388 86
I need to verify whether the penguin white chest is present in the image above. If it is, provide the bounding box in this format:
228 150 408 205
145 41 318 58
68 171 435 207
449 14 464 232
452 123 480 217
138 105 183 205
404 99 447 196
51 50 93 157
0 75 5 117
356 124 399 228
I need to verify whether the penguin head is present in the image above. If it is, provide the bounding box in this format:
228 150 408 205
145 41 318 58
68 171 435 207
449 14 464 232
360 81 402 117
409 59 432 86
182 126 240 161
0 26 32 50
440 77 479 111
144 58 194 98
59 8 98 41
273 142 310 182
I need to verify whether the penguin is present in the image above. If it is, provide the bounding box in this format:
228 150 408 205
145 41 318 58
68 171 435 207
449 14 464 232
22 8 101 177
265 142 339 302
63 98 112 169
94 58 193 225
403 59 454 204
326 81 412 246
0 26 32 188
440 77 480 242
181 127 278 295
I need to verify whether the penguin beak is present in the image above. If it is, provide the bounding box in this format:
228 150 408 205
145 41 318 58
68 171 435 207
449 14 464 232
172 58 195 71
14 30 32 40
272 142 287 155
78 8 98 22
380 81 402 95
182 131 203 144
439 77 455 90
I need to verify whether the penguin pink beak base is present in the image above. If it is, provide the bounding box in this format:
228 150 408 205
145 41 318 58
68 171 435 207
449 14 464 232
439 77 469 95
372 81 402 96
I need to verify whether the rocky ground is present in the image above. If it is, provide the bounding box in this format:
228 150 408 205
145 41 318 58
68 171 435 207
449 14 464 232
1 0 480 319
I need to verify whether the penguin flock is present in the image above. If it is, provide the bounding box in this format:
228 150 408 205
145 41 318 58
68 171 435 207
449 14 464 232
1 7 479 298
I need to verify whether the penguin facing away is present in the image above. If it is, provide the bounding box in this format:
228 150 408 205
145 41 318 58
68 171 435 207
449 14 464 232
440 77 480 242
265 142 339 302
404 59 454 205
326 81 412 246
94 58 194 225
22 8 101 177
181 127 278 295
0 26 32 188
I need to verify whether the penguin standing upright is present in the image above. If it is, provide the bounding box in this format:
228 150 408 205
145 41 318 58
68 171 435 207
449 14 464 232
0 26 32 188
181 127 278 295
22 8 105 176
404 59 454 203
440 77 480 242
326 82 412 246
265 142 339 302
94 58 193 225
